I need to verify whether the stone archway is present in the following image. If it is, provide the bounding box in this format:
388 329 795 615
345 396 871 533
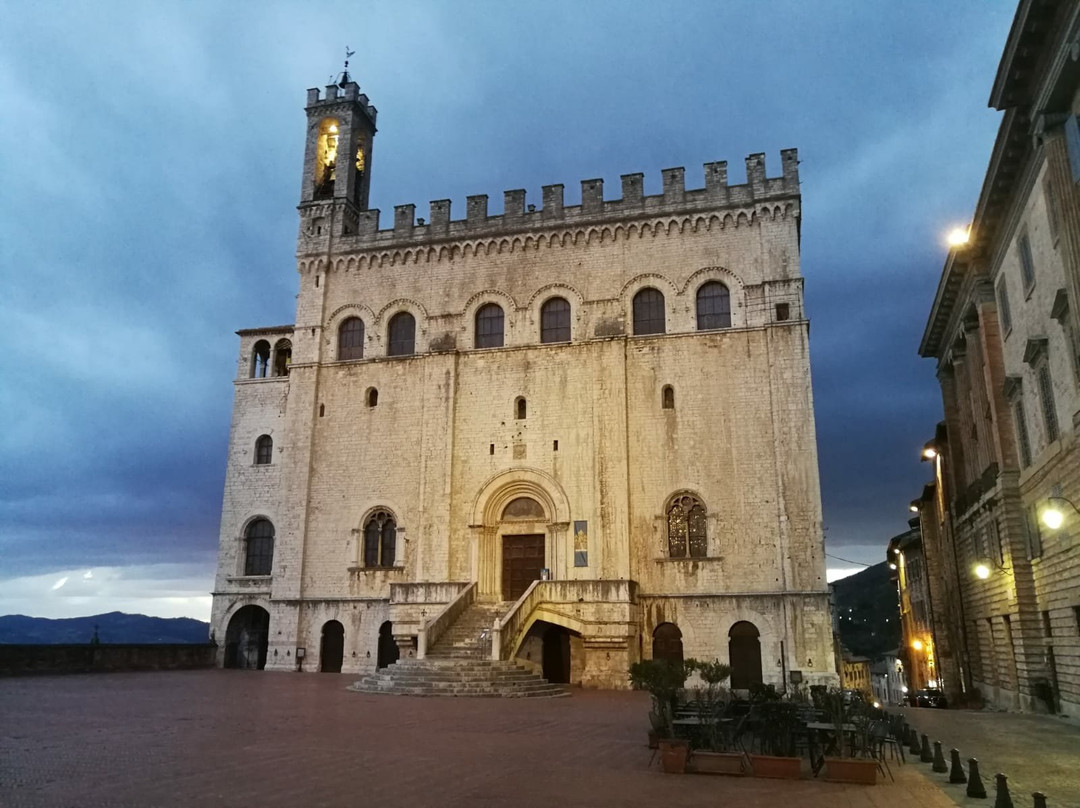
377 621 399 669
224 605 269 670
469 469 571 599
729 621 763 689
320 620 344 673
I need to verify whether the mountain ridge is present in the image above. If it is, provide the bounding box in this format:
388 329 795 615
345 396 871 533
0 612 211 644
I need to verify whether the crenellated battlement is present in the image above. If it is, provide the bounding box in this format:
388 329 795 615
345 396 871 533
305 82 378 126
303 150 799 251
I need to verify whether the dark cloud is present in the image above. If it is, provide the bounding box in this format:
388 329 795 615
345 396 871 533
0 1 1014 604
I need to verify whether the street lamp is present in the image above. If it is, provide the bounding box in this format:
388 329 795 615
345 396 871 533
1039 496 1080 530
947 227 970 248
974 564 991 580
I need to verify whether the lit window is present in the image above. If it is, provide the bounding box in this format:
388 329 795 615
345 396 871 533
666 495 706 558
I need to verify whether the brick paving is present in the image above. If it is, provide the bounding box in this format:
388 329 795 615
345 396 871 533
1 671 954 808
901 706 1080 808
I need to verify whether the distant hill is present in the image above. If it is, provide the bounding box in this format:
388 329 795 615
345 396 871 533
0 612 211 644
831 561 900 660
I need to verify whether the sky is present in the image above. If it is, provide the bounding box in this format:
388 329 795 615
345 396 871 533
0 1 1017 620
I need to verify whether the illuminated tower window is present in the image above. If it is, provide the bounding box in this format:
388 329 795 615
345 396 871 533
314 118 340 198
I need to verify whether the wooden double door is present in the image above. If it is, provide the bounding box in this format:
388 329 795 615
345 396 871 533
502 534 545 601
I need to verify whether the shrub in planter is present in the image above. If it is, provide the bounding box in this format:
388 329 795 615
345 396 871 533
821 688 876 785
659 739 690 774
692 750 747 776
629 658 694 747
749 754 802 779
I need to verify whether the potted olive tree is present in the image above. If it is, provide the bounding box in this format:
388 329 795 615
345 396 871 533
822 689 877 785
629 658 694 773
687 660 746 775
748 700 803 779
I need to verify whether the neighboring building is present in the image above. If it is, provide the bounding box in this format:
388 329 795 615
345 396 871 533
870 650 908 707
918 0 1080 714
840 650 872 698
208 74 838 690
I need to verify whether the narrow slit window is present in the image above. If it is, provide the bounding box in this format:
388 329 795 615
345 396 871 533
553 440 559 452
367 388 378 407
662 386 675 410
515 397 527 420
489 443 495 455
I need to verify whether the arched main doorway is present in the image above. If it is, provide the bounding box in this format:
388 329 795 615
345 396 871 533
729 621 763 689
320 620 344 673
224 605 269 670
377 621 399 669
652 622 684 664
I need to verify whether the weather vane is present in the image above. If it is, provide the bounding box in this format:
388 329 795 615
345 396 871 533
338 46 356 86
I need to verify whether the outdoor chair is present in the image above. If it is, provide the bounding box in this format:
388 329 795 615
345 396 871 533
866 720 895 781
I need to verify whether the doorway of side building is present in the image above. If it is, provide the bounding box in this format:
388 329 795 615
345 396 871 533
502 534 545 601
224 605 269 670
377 620 399 669
729 621 763 689
320 620 344 672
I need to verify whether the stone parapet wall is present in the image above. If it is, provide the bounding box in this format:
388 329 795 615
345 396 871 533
0 644 216 677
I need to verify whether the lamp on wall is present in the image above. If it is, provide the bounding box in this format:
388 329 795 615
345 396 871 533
1039 495 1080 531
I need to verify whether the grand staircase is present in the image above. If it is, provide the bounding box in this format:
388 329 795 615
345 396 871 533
350 601 567 698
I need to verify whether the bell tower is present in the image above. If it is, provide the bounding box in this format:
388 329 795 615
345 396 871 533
298 67 377 240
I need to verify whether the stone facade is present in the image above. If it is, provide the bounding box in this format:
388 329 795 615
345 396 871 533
209 77 837 690
919 0 1080 715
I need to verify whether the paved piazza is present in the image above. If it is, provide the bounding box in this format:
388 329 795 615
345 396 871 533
1 671 953 808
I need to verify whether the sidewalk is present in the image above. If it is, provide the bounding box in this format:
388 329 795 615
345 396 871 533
900 706 1080 808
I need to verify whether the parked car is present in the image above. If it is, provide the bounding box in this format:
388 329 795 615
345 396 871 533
912 688 948 708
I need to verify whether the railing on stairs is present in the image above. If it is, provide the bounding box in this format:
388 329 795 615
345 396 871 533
491 580 545 661
417 582 476 660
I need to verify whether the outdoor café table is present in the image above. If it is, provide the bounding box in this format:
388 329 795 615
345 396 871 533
805 722 858 776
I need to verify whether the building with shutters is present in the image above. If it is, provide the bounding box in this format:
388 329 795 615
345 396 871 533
917 0 1080 715
208 71 837 690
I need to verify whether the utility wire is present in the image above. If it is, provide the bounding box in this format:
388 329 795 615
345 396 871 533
824 552 872 567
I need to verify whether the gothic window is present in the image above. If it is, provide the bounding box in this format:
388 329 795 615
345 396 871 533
314 118 340 199
696 282 732 330
244 519 274 576
387 312 416 357
662 385 675 410
254 435 273 465
364 510 397 567
633 288 666 335
272 339 292 377
666 495 707 558
250 341 271 378
475 303 505 349
339 317 365 360
540 297 571 343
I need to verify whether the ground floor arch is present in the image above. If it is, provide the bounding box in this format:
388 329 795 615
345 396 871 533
377 621 399 669
729 620 763 689
652 622 683 664
320 620 344 673
224 605 269 670
514 618 583 685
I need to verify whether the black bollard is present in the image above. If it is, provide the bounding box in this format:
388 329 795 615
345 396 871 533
920 733 934 763
1032 792 1047 808
933 740 948 773
993 773 1014 808
949 748 967 784
967 758 988 799
909 728 921 756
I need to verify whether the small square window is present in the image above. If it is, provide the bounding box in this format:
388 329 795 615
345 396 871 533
775 302 790 321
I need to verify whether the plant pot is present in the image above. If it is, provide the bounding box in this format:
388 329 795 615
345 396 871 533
658 739 690 774
823 758 877 785
647 730 659 749
749 754 802 780
691 751 747 776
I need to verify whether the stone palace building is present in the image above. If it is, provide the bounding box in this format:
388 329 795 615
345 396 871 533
209 75 837 691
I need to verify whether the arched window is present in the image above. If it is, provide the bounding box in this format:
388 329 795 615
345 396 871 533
244 519 274 576
314 118 340 199
515 397 527 420
363 510 397 567
667 495 707 558
662 385 675 410
633 288 666 335
254 435 273 465
475 303 505 349
387 312 416 357
338 317 365 360
367 388 378 407
272 339 292 377
540 297 571 343
652 622 684 664
250 341 271 378
696 282 732 330
729 621 763 690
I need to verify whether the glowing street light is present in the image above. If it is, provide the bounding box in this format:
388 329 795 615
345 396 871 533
922 447 938 460
912 639 924 652
1041 507 1065 530
947 227 970 248
974 564 991 580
